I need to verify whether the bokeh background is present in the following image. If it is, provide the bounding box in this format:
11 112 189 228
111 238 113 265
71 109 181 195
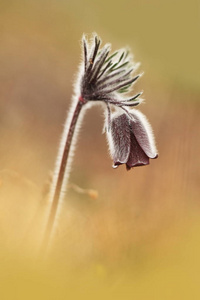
0 0 200 299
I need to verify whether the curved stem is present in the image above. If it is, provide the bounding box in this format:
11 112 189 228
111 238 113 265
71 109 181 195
39 97 85 257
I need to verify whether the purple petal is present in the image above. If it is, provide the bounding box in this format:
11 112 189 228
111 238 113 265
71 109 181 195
126 130 149 170
109 113 131 166
130 110 158 158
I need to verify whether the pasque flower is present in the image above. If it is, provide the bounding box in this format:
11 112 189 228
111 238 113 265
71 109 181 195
80 34 157 169
107 110 158 170
40 34 158 256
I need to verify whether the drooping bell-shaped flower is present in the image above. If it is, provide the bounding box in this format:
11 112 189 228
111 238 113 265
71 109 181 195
107 110 158 170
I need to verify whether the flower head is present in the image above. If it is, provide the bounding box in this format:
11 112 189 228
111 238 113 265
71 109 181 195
107 110 158 170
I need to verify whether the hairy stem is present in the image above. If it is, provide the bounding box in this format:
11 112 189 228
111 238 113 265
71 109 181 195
39 97 85 257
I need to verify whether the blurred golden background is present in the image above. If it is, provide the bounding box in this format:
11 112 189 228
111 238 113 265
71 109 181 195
0 0 200 299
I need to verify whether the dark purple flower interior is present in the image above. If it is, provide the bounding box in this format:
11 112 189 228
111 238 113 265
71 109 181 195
126 131 149 170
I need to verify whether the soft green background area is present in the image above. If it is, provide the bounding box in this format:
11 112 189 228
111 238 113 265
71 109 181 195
1 0 199 92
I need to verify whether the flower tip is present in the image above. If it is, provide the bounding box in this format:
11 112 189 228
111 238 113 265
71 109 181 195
126 160 150 171
139 72 144 78
140 90 144 96
126 165 131 171
112 164 119 169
